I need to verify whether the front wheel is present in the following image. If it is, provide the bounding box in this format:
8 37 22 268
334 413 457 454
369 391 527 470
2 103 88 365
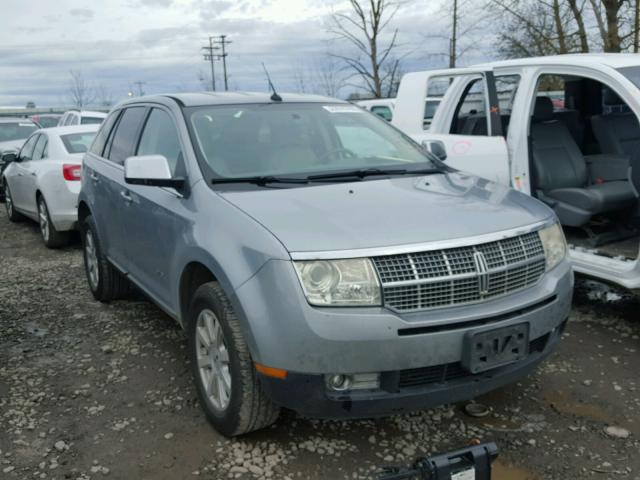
38 196 69 248
4 183 23 222
81 214 130 301
188 282 280 436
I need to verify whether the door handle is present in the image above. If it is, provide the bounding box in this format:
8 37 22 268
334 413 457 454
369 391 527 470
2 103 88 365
30 172 36 176
89 172 99 182
120 190 132 203
17 172 23 176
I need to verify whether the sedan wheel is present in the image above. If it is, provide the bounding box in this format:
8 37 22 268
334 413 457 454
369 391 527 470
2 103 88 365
37 196 68 248
5 184 23 222
38 198 50 243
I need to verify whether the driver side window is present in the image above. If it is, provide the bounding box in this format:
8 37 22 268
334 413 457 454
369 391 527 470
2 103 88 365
19 134 39 161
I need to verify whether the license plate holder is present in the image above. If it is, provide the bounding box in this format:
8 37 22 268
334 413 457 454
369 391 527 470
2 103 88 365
462 324 529 374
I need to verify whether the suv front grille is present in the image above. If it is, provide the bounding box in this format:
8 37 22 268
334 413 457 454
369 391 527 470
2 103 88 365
372 232 546 312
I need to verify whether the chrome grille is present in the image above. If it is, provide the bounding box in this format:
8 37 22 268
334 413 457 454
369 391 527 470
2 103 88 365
372 231 546 312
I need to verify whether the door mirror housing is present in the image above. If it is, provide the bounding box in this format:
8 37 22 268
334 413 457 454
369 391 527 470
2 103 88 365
124 155 185 189
1 152 19 164
422 140 447 161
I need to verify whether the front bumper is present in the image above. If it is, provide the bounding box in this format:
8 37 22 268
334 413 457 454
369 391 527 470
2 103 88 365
260 318 566 418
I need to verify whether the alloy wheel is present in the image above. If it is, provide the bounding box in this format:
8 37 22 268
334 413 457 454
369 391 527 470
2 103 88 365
84 229 99 290
5 188 12 217
38 199 49 242
195 309 232 412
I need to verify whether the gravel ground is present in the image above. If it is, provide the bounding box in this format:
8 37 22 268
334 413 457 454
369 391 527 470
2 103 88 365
1 213 639 480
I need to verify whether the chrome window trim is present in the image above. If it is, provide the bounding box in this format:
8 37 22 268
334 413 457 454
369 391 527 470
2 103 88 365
289 219 554 260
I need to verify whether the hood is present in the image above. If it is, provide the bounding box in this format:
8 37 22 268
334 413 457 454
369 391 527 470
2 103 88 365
220 172 553 253
0 139 25 153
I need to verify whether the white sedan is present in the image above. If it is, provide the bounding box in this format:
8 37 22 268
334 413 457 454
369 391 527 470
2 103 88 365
2 124 99 248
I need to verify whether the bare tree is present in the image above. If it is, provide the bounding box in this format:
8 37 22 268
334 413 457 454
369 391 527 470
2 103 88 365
67 70 95 108
95 84 114 107
313 57 347 97
328 0 402 98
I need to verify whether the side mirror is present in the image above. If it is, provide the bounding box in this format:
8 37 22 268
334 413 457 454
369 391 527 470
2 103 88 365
1 152 18 164
124 155 184 189
421 140 447 161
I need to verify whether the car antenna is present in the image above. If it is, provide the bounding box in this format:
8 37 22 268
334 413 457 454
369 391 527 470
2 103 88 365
261 62 282 102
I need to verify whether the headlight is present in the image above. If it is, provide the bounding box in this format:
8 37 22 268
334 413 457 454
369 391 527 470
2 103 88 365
293 258 381 306
539 223 567 271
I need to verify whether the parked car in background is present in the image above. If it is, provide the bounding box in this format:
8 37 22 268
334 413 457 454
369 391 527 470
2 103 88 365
357 97 441 128
58 109 107 126
30 114 62 128
392 53 640 290
0 117 39 200
78 92 572 437
2 124 99 247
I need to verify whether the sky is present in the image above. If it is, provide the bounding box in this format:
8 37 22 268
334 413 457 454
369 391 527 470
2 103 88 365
0 0 498 107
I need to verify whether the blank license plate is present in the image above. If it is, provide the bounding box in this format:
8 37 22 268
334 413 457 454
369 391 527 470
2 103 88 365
463 324 529 374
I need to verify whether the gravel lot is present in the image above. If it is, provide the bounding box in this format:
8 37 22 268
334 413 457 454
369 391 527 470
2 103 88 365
1 212 639 480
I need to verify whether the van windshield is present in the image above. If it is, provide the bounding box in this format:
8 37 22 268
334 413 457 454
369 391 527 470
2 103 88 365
186 103 436 180
618 66 640 89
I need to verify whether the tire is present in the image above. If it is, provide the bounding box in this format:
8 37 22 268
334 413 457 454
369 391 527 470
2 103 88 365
4 183 23 222
188 282 280 436
38 196 69 248
81 214 130 302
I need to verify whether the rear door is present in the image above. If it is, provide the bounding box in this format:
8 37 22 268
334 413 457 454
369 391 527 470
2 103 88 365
393 68 511 185
20 133 49 215
84 107 147 270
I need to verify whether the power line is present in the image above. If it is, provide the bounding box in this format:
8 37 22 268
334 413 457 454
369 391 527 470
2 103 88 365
213 35 232 91
201 35 232 92
201 36 219 91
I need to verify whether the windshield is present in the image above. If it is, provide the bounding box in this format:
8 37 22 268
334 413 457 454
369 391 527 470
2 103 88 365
618 66 640 89
61 131 97 153
35 116 60 128
0 121 38 142
81 116 104 125
186 103 435 180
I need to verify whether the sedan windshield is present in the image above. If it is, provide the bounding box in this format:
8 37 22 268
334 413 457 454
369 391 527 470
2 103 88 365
0 122 38 142
186 103 436 180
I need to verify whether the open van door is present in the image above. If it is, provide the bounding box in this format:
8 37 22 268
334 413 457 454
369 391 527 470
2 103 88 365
393 68 511 185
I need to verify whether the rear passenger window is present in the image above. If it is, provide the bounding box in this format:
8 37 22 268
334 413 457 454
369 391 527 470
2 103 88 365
90 111 121 157
32 135 48 160
137 109 183 175
106 107 146 165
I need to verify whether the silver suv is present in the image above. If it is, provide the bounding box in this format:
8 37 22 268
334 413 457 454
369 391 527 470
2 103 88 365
78 93 573 436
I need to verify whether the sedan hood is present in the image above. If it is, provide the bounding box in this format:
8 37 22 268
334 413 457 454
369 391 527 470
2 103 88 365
220 173 553 253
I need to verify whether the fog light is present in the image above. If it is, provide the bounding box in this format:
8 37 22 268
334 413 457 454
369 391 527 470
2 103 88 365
327 374 352 391
325 373 380 391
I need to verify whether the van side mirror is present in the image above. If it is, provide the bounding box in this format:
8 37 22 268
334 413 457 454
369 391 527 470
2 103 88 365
124 155 184 189
421 140 447 161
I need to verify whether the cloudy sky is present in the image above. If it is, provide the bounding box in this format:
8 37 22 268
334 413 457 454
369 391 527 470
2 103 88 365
0 0 497 107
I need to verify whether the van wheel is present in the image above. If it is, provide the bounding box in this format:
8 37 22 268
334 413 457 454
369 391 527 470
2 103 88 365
38 196 69 248
82 214 130 301
5 184 23 222
188 282 280 436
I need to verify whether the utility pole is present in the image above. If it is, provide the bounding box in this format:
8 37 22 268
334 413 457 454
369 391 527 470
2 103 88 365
214 35 232 91
133 81 146 96
449 0 458 68
201 36 219 91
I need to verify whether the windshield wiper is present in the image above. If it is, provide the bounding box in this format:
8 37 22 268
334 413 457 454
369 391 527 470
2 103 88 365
211 175 309 186
307 167 441 181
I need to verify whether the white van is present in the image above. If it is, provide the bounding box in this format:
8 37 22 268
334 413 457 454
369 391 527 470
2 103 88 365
392 54 640 289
